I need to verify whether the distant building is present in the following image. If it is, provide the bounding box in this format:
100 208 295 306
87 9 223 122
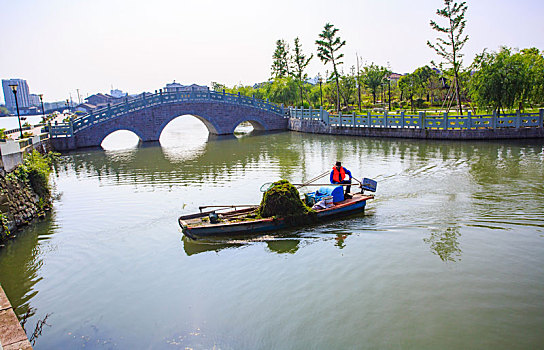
29 94 41 107
44 101 69 112
75 103 97 114
388 73 403 82
85 93 114 107
164 81 209 93
2 79 31 112
110 89 127 98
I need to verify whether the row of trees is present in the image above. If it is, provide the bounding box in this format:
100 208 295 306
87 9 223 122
213 0 544 114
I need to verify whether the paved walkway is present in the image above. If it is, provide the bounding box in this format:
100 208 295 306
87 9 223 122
0 285 32 349
7 113 66 140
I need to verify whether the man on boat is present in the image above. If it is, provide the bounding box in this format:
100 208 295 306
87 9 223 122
330 161 352 198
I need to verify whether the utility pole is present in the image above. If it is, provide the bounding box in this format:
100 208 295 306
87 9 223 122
77 89 81 104
356 53 361 111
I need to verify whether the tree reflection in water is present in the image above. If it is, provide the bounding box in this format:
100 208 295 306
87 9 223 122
423 225 462 262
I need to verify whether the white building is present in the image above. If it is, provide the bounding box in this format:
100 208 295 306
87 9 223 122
2 79 31 112
164 81 209 93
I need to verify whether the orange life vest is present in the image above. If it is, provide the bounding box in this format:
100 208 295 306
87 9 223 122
332 166 346 182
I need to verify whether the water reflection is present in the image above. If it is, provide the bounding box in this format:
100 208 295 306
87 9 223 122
423 225 462 262
0 213 57 319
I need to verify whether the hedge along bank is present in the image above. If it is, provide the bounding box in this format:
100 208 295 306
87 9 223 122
0 150 57 243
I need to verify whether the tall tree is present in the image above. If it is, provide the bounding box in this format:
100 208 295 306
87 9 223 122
427 0 469 114
398 74 416 112
291 37 313 106
316 23 346 112
271 39 291 78
362 63 389 104
340 67 357 108
469 47 540 113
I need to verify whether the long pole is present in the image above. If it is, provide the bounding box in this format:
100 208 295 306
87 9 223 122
39 94 46 122
388 79 391 111
319 80 323 106
12 90 23 139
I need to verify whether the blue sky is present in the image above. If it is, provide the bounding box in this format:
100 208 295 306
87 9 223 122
1 0 543 103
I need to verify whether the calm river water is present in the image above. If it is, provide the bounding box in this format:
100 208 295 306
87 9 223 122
0 117 543 349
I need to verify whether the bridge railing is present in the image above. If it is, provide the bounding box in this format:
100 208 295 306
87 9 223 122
51 90 285 137
289 107 544 130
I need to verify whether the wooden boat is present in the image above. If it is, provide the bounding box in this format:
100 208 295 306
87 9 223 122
179 193 374 240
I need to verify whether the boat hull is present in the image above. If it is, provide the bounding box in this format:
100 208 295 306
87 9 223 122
179 194 373 240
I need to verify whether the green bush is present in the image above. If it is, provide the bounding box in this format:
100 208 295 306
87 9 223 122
13 151 58 200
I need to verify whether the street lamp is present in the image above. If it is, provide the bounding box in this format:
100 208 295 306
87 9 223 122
387 77 392 111
317 74 323 107
39 94 46 122
8 84 23 139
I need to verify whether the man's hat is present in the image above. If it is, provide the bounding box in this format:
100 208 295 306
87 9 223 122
335 161 342 167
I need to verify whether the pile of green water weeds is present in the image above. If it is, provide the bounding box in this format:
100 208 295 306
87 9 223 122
257 180 316 225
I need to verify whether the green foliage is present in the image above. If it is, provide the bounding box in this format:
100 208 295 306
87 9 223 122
468 47 542 112
271 39 291 78
22 131 33 139
340 66 357 107
0 128 7 140
0 213 10 237
362 63 390 104
427 0 469 70
427 0 469 114
258 180 313 219
316 23 346 112
268 77 298 106
291 37 313 106
13 151 58 201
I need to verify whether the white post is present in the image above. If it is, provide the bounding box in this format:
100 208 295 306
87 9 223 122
419 112 425 129
400 111 405 129
467 111 472 130
443 112 448 130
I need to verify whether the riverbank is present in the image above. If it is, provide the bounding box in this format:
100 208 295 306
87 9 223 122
0 151 54 244
0 285 32 349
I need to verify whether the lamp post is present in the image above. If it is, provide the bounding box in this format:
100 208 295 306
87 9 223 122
387 78 392 111
39 94 46 122
318 74 323 107
9 84 23 139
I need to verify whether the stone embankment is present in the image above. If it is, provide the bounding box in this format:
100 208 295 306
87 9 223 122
0 170 48 242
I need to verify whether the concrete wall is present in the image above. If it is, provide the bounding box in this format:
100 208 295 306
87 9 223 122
0 137 51 173
288 118 544 140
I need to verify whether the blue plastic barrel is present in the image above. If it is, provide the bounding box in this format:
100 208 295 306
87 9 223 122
318 185 344 203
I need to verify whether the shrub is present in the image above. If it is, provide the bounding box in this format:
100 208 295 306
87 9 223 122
13 151 58 200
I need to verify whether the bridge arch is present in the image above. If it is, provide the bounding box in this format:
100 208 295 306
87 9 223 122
154 112 223 140
230 117 267 134
97 125 146 147
101 129 142 150
50 90 288 150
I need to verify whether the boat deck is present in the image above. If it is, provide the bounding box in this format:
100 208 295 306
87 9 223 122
180 193 374 229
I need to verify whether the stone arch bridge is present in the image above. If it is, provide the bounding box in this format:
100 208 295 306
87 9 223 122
50 90 289 150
